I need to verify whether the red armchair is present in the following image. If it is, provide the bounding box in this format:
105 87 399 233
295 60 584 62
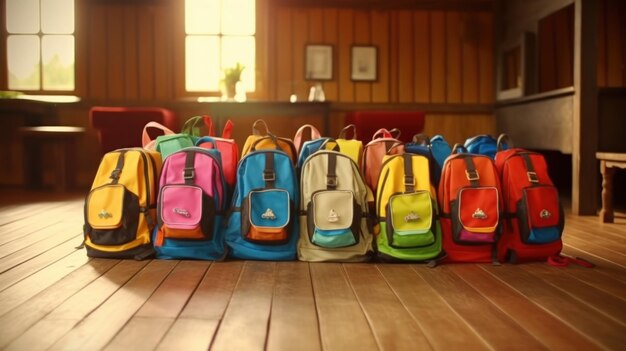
344 110 425 143
89 106 179 154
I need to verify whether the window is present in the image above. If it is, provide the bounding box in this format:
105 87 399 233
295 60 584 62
185 0 256 93
5 0 75 91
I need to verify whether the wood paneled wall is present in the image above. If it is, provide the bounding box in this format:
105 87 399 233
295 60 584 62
269 6 495 105
597 0 626 87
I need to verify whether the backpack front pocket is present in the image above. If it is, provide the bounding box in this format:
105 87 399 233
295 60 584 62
307 190 361 248
86 184 139 245
157 185 215 246
518 185 563 244
242 189 291 244
386 191 435 248
452 187 499 244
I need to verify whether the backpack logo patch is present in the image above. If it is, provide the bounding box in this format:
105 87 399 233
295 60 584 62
404 211 420 223
472 208 488 219
328 209 340 223
540 209 551 219
261 208 277 220
98 209 112 219
173 208 191 218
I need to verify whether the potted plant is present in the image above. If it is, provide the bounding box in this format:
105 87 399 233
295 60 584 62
222 63 245 100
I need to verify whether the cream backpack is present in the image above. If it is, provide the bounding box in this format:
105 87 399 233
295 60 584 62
298 145 374 262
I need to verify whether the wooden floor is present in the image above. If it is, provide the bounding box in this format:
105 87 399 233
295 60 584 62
0 190 624 351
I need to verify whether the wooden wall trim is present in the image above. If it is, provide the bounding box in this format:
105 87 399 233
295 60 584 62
274 0 494 11
572 0 599 215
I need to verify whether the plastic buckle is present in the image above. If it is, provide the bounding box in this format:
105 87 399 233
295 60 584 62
465 170 479 181
183 168 195 180
326 176 337 187
110 169 121 179
263 171 275 182
527 171 539 183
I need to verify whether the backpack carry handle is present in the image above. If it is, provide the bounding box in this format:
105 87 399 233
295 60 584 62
338 124 358 140
497 133 512 151
250 133 281 152
142 121 175 149
294 124 322 154
411 133 431 146
252 119 270 136
451 143 468 154
182 115 214 137
195 136 218 149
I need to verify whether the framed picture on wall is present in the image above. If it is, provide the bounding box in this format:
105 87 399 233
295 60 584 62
351 46 377 81
305 45 333 80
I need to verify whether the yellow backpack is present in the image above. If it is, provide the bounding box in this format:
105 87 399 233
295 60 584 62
241 119 297 163
83 148 162 259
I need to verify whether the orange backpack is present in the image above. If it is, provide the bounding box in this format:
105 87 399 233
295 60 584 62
438 144 502 264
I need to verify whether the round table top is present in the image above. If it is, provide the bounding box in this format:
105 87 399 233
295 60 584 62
20 126 86 136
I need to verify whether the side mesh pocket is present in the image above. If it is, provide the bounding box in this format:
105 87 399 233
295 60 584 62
307 190 361 248
386 191 435 248
86 184 139 245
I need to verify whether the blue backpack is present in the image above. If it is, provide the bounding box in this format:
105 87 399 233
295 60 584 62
404 134 443 186
430 134 452 169
225 134 299 260
464 134 507 159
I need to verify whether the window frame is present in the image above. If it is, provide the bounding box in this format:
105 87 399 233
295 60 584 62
2 0 77 94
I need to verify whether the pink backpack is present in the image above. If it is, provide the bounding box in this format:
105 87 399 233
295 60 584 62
362 128 404 192
153 146 227 260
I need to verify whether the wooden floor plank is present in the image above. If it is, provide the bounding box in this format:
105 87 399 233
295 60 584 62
47 260 176 351
4 259 150 350
266 262 321 351
157 261 243 350
0 258 118 348
0 201 82 246
450 264 602 350
554 263 626 300
378 265 490 350
309 263 379 351
415 265 548 350
105 260 210 350
210 261 276 351
521 264 626 326
157 318 219 351
482 264 626 349
344 264 433 350
0 248 88 315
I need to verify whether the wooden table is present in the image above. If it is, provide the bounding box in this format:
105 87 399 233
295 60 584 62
596 152 626 222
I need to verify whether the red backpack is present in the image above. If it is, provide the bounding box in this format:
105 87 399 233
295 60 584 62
494 134 568 264
437 145 502 264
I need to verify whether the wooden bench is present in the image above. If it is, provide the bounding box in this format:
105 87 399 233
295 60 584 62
20 126 86 192
596 152 626 222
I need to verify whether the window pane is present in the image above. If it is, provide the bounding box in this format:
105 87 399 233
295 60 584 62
222 36 255 92
41 0 75 34
42 35 75 90
222 0 255 35
6 0 39 34
7 35 40 90
185 0 219 34
186 36 220 91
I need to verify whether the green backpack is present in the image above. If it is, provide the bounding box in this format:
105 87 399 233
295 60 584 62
375 153 442 261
